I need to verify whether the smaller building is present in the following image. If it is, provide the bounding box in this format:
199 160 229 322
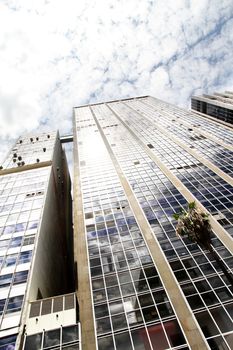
23 293 81 350
0 131 75 349
191 91 233 124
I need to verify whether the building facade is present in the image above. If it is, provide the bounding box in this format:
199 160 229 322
191 91 233 124
1 94 233 350
73 96 233 350
0 132 74 349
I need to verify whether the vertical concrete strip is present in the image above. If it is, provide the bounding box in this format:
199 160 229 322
107 104 233 256
73 110 97 350
91 107 210 350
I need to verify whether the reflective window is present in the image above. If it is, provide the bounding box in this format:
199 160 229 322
62 325 79 344
43 329 60 348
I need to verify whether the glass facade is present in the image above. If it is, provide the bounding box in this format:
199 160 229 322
0 133 57 348
191 97 233 124
108 100 233 237
0 168 50 329
1 95 233 350
75 107 188 350
74 96 233 350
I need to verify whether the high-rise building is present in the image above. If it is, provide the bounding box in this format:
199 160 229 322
0 132 74 349
191 91 233 124
1 94 233 350
73 96 233 350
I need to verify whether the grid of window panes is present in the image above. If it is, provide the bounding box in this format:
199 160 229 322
24 324 80 350
0 167 49 332
90 102 233 349
1 132 56 170
108 101 233 238
75 108 189 350
191 99 205 113
125 98 233 176
192 98 233 124
206 104 233 124
143 96 233 146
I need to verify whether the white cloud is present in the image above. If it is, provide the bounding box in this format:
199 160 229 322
0 0 233 162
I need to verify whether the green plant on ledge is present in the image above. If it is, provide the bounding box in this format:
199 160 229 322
173 201 212 250
173 201 233 289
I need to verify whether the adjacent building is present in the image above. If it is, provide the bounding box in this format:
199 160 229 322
0 132 75 349
73 96 233 350
191 91 233 124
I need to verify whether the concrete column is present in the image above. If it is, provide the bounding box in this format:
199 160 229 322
73 110 97 350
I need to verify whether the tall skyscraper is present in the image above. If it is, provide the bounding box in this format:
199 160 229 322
0 132 74 349
73 96 233 350
1 94 233 350
191 91 233 124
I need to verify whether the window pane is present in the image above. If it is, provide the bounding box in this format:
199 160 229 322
0 273 12 287
131 327 151 350
24 334 42 350
115 332 133 350
43 329 60 348
187 295 204 309
112 313 128 331
4 254 18 267
195 311 219 337
201 292 219 306
97 335 114 350
109 301 124 315
157 303 174 318
164 320 186 347
138 293 153 307
62 325 79 344
207 336 228 350
96 317 111 335
13 270 28 284
142 306 159 322
148 323 169 350
211 307 233 333
6 295 23 313
95 304 109 318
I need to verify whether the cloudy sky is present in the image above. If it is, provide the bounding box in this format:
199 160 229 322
0 0 233 162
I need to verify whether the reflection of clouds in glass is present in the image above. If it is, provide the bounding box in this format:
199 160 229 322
6 346 15 350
